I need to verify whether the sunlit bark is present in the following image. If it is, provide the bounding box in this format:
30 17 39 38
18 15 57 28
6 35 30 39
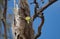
12 0 57 39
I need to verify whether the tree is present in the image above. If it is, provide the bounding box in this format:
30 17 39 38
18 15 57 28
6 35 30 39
0 0 8 39
0 0 57 39
12 0 57 39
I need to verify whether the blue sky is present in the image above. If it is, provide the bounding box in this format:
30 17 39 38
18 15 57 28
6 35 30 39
2 0 60 39
29 0 60 39
33 0 60 39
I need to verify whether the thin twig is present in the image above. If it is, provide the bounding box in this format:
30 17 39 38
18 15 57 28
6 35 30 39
38 0 57 13
32 0 39 21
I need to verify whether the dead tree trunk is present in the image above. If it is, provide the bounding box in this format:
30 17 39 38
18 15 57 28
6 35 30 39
19 0 34 39
12 0 34 39
12 0 57 39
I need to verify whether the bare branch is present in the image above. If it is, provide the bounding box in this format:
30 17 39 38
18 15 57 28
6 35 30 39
38 0 57 13
1 0 8 39
32 0 57 39
32 0 57 21
31 0 39 21
34 13 44 39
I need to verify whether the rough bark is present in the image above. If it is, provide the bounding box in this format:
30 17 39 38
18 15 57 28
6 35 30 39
12 0 34 39
12 0 57 39
19 0 34 39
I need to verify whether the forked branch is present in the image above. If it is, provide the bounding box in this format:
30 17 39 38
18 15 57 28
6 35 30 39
32 0 57 39
38 0 57 13
34 13 44 39
32 0 57 21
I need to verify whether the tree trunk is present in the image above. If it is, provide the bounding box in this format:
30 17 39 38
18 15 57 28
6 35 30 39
12 0 34 39
12 0 57 39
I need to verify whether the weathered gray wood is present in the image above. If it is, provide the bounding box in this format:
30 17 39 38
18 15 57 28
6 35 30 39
12 0 57 39
12 0 34 39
